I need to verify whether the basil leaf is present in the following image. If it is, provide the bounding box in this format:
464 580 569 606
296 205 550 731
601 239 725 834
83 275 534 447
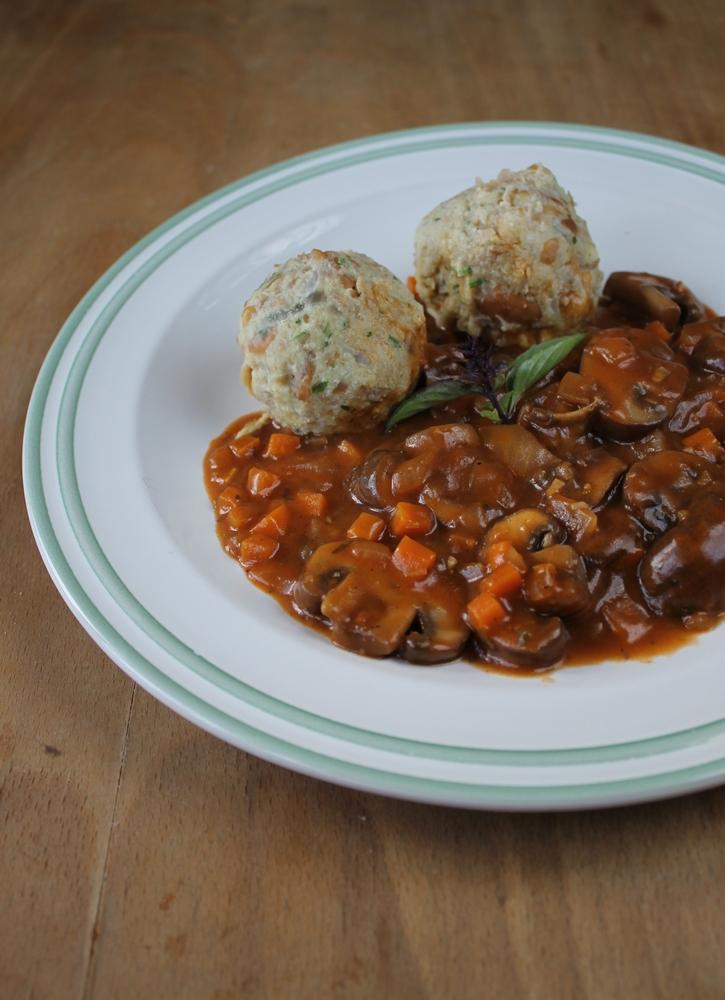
500 331 587 414
476 405 501 423
386 379 484 429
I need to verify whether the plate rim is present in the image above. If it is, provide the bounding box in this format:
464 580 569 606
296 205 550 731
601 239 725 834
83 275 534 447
23 121 725 809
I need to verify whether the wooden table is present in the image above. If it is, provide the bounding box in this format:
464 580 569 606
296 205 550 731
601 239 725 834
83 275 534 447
3 1 724 996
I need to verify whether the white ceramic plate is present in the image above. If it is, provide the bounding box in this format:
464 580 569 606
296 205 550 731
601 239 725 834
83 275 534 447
24 123 725 810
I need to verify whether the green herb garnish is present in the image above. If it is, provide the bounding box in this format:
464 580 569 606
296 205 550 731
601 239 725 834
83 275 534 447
469 277 486 288
456 265 473 277
387 332 587 429
386 379 489 429
388 334 402 348
311 380 328 394
293 330 309 341
494 332 587 415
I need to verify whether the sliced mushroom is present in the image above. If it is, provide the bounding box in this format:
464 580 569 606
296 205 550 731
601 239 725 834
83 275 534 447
578 505 645 568
345 449 400 509
524 545 591 617
580 327 689 440
676 316 725 376
293 540 411 655
465 460 517 510
575 450 627 509
669 388 725 437
604 272 708 330
422 493 494 532
403 605 470 664
544 494 598 543
391 452 437 498
479 608 569 669
639 494 725 617
623 450 713 534
484 508 564 552
404 422 480 454
478 424 562 487
549 400 599 426
294 540 470 660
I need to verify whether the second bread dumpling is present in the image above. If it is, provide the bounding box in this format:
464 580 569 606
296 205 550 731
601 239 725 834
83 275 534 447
414 164 603 337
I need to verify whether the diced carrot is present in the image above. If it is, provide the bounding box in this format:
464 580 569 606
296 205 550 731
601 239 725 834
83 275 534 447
466 592 506 633
295 491 327 517
389 501 434 537
392 536 437 580
227 503 257 530
337 439 363 465
216 485 245 516
646 320 672 342
406 275 417 296
347 511 385 541
483 540 526 573
229 435 260 460
252 503 289 538
683 427 724 462
264 432 300 459
480 563 524 599
239 533 279 567
247 466 281 497
208 445 237 479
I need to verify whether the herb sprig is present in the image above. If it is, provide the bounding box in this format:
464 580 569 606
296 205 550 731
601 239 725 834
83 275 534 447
385 331 586 430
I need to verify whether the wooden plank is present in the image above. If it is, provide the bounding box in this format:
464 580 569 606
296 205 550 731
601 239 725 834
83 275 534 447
87 693 725 999
1 0 724 997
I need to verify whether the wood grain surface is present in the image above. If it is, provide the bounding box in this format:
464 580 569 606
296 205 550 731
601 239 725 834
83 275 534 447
2 1 724 997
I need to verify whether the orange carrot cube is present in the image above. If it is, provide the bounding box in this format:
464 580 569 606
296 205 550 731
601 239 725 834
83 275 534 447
229 435 260 460
295 491 327 517
347 512 385 541
247 466 281 497
264 432 300 459
239 533 279 567
251 503 289 539
466 592 506 633
483 540 526 573
227 503 256 530
480 563 524 599
389 502 434 537
208 445 237 479
216 485 244 516
392 536 437 580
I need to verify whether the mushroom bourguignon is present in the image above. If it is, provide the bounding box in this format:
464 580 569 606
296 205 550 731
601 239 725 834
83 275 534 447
205 272 725 673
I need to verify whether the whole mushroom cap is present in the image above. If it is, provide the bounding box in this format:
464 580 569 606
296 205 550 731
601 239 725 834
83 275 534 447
414 163 603 337
238 250 426 435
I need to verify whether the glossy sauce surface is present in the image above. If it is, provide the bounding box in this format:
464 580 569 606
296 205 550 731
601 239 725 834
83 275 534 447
204 277 725 674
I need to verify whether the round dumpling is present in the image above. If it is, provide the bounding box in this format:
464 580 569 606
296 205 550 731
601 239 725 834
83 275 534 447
414 164 603 336
238 250 426 435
